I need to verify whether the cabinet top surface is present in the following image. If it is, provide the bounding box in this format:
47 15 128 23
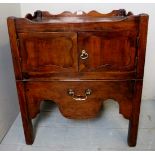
31 16 126 23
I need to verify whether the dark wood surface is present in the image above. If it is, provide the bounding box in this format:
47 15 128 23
18 32 78 74
78 31 137 72
25 80 134 119
7 9 149 147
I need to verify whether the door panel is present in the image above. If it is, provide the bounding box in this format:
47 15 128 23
18 32 77 77
78 31 137 72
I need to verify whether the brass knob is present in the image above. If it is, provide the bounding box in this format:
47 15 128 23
80 50 88 60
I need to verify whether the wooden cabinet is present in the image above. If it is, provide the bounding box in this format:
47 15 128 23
7 9 149 147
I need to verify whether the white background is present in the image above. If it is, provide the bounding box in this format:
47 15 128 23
0 4 20 142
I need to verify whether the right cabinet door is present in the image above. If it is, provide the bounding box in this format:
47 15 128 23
78 31 138 72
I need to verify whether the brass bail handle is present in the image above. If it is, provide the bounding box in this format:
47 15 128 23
80 50 88 60
67 89 92 101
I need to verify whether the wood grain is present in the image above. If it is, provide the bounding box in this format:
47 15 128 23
18 32 77 74
25 80 134 119
78 31 138 72
16 81 34 144
136 14 149 79
7 17 22 80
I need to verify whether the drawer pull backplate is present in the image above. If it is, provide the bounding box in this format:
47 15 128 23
67 89 92 101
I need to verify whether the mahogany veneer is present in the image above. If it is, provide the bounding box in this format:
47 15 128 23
7 9 149 146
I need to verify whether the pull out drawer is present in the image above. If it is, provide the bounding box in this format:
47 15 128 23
25 81 134 119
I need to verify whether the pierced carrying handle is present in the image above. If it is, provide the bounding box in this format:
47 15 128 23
67 89 92 101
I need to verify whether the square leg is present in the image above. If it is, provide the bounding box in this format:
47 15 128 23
16 81 34 145
127 80 142 147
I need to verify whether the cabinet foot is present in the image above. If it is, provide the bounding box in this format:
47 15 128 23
127 119 138 147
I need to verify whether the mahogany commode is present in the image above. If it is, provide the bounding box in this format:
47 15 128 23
7 9 149 146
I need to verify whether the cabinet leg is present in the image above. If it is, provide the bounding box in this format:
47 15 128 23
128 113 140 146
16 82 34 145
127 80 142 147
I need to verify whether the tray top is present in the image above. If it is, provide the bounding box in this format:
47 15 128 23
24 9 134 24
31 16 127 23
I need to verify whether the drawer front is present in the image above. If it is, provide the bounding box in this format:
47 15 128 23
18 32 77 78
26 81 102 119
78 31 138 72
25 81 134 119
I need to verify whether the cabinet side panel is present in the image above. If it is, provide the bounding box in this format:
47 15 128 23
137 14 149 79
7 17 22 80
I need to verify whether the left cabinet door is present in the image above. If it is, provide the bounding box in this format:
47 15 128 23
18 32 77 78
